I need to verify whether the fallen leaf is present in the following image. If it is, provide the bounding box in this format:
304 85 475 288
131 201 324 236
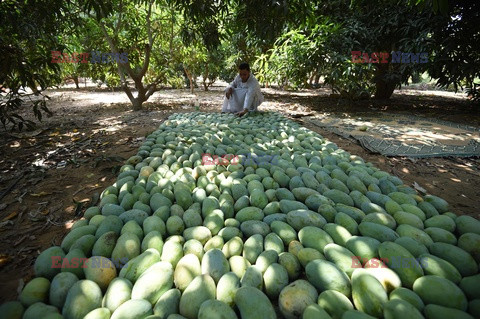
30 192 52 197
2 211 18 221
412 182 427 194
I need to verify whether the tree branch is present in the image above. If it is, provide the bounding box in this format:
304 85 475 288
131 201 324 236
98 21 135 80
139 0 155 79
115 0 124 33
95 20 137 103
145 84 157 99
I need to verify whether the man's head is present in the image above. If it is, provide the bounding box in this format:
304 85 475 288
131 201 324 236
238 62 250 82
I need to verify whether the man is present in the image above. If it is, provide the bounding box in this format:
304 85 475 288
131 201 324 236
222 62 264 116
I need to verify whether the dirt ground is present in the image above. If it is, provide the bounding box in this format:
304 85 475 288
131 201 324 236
0 84 479 302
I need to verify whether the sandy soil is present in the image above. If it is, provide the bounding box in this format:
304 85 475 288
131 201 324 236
0 83 479 302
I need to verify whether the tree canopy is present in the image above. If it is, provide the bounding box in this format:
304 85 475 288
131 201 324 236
0 0 478 129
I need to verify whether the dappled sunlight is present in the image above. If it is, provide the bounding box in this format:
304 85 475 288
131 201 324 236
92 116 126 133
1 78 480 311
304 114 480 218
450 160 476 174
8 141 21 148
48 89 131 109
64 220 75 230
146 89 225 110
307 112 480 157
263 87 330 97
395 89 467 99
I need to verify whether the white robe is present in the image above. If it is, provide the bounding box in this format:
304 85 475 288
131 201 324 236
222 74 264 113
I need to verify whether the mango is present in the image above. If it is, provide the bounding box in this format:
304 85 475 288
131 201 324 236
111 299 153 319
305 259 351 297
351 269 388 318
131 261 174 304
317 290 354 319
62 280 102 319
279 280 318 319
179 274 216 319
19 277 50 307
413 275 468 311
234 286 276 319
102 277 132 313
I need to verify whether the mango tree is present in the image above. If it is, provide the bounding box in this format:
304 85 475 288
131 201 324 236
77 0 226 110
0 0 66 129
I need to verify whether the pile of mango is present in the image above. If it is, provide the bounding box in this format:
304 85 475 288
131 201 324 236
2 112 479 319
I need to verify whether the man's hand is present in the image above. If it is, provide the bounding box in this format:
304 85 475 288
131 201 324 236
226 87 233 99
236 109 248 117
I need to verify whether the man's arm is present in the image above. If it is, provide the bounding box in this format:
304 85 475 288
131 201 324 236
225 76 239 99
243 85 255 111
235 85 256 116
226 87 233 99
237 75 262 116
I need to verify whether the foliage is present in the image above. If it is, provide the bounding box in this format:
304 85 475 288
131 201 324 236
427 0 480 94
2 0 479 122
0 93 53 131
257 17 375 97
466 87 480 103
200 49 228 90
0 0 66 130
407 0 449 14
252 0 439 98
265 29 316 88
72 0 231 109
348 0 438 98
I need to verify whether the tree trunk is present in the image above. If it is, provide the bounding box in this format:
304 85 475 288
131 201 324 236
73 75 80 89
374 80 396 99
203 64 209 91
122 81 145 111
314 73 321 86
303 78 310 88
132 97 143 111
97 1 155 113
374 65 396 99
183 65 194 94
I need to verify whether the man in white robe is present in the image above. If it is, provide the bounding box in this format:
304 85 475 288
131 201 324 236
222 62 264 116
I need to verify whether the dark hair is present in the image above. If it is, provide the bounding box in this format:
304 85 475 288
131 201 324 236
238 62 250 71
